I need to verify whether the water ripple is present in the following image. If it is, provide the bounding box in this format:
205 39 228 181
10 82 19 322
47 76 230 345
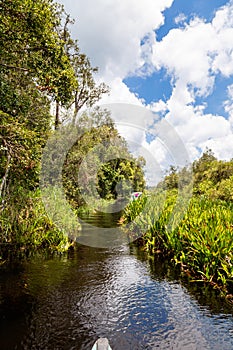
0 245 233 350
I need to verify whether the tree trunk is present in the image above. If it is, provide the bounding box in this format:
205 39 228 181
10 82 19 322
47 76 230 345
0 149 11 210
55 100 60 130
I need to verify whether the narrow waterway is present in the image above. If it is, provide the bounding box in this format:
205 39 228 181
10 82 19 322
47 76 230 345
0 213 233 349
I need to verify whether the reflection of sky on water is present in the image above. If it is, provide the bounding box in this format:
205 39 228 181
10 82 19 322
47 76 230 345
1 245 233 350
100 253 233 349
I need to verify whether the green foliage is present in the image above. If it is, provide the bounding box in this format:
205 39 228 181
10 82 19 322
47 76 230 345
40 185 81 240
157 165 192 191
0 188 71 257
0 111 48 192
0 0 72 202
192 148 217 178
193 156 233 201
69 53 109 119
97 157 145 200
53 15 109 127
0 0 110 258
123 192 233 294
0 0 76 105
216 176 233 201
159 149 233 202
62 108 146 207
122 150 233 296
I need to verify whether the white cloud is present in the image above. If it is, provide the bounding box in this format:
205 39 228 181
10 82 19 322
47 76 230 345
59 0 174 79
152 19 217 97
58 0 233 172
224 83 233 130
174 13 187 25
99 77 144 106
152 2 233 94
57 0 175 105
150 1 233 162
150 99 168 114
212 2 233 77
176 114 231 144
199 134 233 160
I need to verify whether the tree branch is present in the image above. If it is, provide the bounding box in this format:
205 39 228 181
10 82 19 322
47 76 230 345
0 62 28 71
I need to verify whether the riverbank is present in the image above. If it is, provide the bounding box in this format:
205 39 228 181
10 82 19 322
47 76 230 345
121 191 233 300
0 188 73 263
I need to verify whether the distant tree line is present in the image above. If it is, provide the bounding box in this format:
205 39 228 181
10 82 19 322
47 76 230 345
157 149 233 202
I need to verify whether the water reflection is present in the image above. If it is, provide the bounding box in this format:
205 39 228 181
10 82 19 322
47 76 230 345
0 243 233 349
0 208 233 350
77 206 128 248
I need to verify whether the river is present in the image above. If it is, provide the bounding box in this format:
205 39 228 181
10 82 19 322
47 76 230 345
0 212 233 349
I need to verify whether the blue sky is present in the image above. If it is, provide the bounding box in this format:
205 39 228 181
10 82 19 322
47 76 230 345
156 0 228 40
58 0 233 182
124 68 173 105
124 0 231 116
123 0 232 120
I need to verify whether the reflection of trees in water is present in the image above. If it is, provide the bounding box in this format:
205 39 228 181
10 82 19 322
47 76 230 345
136 247 233 315
1 245 233 350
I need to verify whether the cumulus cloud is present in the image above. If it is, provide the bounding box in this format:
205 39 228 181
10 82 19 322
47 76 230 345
152 19 217 97
199 134 233 160
57 0 175 105
224 84 233 129
59 0 174 78
58 0 233 174
150 99 168 114
150 1 233 162
99 77 144 105
174 13 187 25
211 3 233 77
152 1 233 94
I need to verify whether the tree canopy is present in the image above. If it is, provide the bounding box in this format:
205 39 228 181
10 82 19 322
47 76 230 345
0 1 145 254
62 108 146 207
0 0 109 205
157 149 233 201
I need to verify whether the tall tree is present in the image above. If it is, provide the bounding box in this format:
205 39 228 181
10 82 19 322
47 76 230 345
55 14 109 125
62 108 145 207
0 0 77 206
0 0 77 105
70 54 109 121
0 0 109 207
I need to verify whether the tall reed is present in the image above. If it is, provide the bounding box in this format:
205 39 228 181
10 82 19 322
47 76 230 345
0 188 72 260
122 191 233 296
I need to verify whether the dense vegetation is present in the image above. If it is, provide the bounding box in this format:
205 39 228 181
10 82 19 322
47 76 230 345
0 1 232 306
0 0 145 260
62 108 145 208
122 151 233 299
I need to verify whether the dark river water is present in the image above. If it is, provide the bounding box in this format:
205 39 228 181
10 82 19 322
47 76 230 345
0 212 233 350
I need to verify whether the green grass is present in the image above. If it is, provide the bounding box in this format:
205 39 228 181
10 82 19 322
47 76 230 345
0 188 74 261
122 191 233 297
